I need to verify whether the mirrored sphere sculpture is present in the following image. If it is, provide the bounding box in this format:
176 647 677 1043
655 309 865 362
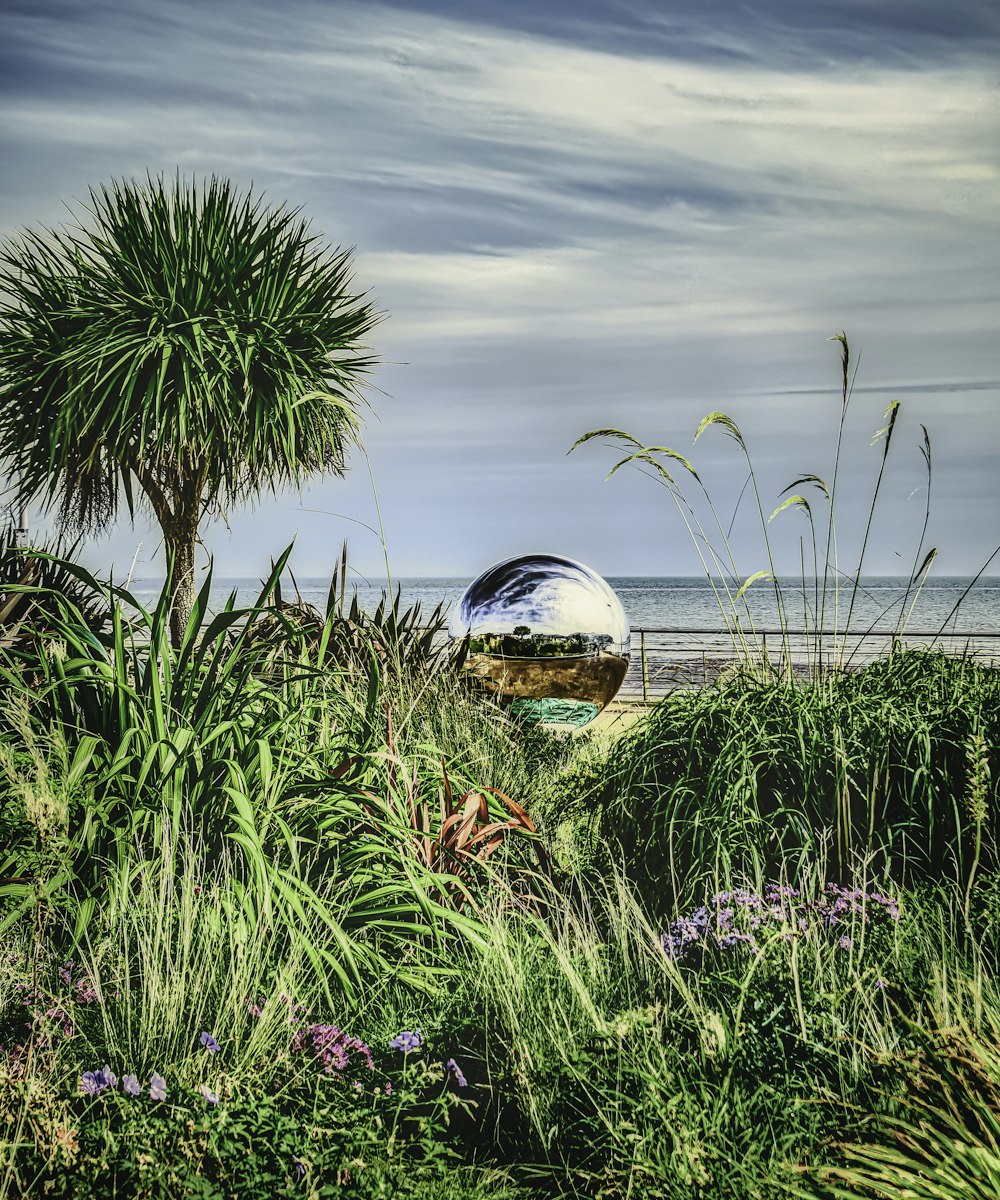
448 554 630 727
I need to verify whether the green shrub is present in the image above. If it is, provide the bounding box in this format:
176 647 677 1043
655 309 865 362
0 554 556 1005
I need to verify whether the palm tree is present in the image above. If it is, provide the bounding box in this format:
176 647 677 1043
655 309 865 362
0 173 381 643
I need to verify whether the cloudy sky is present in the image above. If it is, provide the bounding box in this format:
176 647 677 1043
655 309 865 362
2 0 998 583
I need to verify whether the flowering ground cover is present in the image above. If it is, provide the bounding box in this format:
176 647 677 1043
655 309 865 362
1 565 999 1199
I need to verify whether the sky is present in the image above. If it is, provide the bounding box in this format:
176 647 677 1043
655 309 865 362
2 0 998 584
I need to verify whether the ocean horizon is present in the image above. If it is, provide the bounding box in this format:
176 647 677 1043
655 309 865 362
117 573 1000 634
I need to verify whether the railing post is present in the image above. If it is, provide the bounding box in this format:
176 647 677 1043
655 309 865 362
640 630 648 703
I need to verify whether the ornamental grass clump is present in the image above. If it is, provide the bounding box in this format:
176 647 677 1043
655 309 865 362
578 648 1000 917
791 999 1000 1200
1 922 491 1197
571 334 953 679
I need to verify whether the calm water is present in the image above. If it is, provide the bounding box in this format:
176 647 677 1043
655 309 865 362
121 573 1000 695
122 573 1000 632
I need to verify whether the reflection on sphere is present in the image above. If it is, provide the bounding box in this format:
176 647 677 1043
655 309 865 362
448 554 630 726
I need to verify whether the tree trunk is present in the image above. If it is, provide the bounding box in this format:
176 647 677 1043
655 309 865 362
164 520 197 649
129 459 203 650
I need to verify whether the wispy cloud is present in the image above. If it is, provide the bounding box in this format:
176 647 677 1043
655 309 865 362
2 0 997 575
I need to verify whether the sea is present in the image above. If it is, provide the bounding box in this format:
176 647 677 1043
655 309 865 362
122 573 1000 633
122 573 1000 698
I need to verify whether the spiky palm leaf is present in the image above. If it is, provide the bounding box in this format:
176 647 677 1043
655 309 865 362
0 173 381 642
0 526 109 650
0 553 488 1001
255 549 451 677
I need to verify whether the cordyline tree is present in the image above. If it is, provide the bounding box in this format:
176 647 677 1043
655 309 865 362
0 173 381 644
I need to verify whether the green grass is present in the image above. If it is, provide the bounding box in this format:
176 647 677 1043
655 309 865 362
563 649 1000 917
570 335 948 679
2 538 999 1196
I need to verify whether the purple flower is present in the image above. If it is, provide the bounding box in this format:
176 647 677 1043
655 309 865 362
293 1158 306 1183
445 1058 468 1087
389 1029 423 1053
874 978 889 991
122 1074 140 1096
657 879 901 972
349 1034 375 1072
659 906 714 961
659 931 689 961
717 931 759 951
765 884 799 900
74 980 99 1005
295 1025 347 1072
149 1072 167 1101
79 1071 104 1096
58 962 73 986
291 1023 373 1075
199 1032 221 1054
45 1007 73 1039
196 1084 219 1105
78 1065 116 1096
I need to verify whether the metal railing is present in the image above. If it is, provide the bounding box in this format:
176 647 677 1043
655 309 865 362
620 627 1000 702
